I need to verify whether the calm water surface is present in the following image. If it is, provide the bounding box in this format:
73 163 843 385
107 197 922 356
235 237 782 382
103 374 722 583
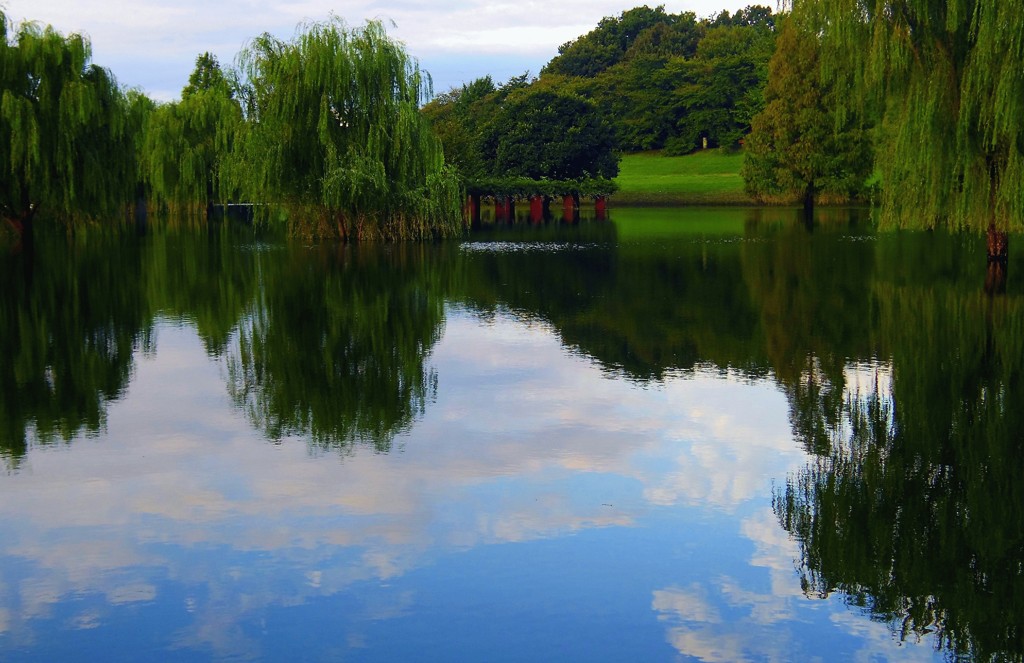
1 207 1021 661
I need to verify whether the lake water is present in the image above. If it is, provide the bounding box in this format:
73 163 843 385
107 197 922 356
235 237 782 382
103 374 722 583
1 207 1021 662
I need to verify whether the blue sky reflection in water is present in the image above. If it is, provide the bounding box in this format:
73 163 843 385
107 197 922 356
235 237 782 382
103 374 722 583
0 211 988 661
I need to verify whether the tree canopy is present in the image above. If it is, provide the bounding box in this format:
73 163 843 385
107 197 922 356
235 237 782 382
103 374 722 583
791 0 1024 231
0 11 138 229
182 52 232 99
142 53 243 213
422 73 619 193
485 86 618 180
230 19 462 239
742 18 873 209
543 5 688 78
667 22 774 153
533 5 777 153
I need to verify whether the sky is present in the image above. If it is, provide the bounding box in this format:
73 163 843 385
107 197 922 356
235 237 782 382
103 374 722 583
2 0 756 100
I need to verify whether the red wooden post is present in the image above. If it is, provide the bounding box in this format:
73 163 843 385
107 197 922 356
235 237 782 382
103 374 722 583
594 195 607 219
563 193 580 223
501 198 516 224
530 195 544 223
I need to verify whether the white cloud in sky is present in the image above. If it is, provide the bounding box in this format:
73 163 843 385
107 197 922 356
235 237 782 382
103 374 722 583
2 0 757 99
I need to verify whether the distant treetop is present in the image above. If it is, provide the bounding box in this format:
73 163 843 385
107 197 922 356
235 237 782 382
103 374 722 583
542 4 774 79
182 52 233 99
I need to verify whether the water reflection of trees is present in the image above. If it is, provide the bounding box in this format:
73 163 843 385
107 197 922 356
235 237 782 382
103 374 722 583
772 258 1024 660
739 215 880 455
144 225 260 356
0 225 453 462
8 216 1024 663
226 244 452 452
0 231 150 465
457 215 769 381
465 214 1024 660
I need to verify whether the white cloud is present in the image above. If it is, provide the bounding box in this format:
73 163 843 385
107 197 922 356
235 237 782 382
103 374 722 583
3 0 756 98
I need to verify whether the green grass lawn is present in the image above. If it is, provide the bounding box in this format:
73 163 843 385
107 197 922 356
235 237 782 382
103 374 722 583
613 149 753 205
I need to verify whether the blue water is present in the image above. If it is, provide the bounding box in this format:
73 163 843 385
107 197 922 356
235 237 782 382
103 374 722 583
0 207 1012 661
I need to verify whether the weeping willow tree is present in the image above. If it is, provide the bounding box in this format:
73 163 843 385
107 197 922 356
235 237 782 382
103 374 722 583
0 11 138 232
231 19 463 240
142 53 244 216
791 0 1024 233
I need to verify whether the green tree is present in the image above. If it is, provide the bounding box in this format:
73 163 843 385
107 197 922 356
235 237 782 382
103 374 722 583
621 18 701 61
542 5 678 78
554 8 775 153
142 54 244 214
668 23 775 153
182 52 232 99
0 12 138 231
741 18 873 212
231 19 462 240
792 0 1024 231
578 50 688 152
484 86 618 180
709 5 776 29
421 75 500 181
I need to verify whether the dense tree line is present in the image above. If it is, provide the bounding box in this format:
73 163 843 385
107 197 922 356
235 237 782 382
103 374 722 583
0 12 462 239
421 74 620 194
423 4 778 177
5 2 1019 233
544 5 776 153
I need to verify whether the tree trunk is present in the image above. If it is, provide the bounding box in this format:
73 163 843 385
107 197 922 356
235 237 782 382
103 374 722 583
987 223 1008 262
4 206 36 256
985 259 1007 295
468 193 481 229
4 205 36 238
802 183 815 223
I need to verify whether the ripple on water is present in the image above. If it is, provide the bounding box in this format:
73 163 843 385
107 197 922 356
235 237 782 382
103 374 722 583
459 241 605 254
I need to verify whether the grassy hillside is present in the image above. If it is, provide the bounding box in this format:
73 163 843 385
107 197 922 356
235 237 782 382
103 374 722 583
613 149 753 205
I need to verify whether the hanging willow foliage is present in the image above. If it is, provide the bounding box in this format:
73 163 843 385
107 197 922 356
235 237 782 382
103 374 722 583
791 0 1024 231
231 18 463 240
142 55 244 216
0 11 138 229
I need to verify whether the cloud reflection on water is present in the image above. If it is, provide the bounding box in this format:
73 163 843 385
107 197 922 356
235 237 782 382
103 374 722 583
0 310 930 660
